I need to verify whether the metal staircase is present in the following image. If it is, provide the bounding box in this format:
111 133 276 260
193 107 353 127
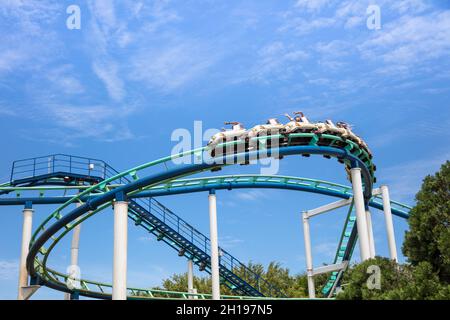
128 197 284 297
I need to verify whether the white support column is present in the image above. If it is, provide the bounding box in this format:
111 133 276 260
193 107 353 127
208 191 220 300
350 168 371 261
65 202 82 300
381 185 398 262
112 200 128 300
365 210 376 258
302 212 315 299
187 259 194 299
71 202 82 268
18 206 33 300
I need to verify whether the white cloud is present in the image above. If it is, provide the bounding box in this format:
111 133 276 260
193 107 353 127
0 1 61 76
0 104 17 116
390 0 429 14
295 0 333 12
379 152 450 202
313 242 336 258
316 40 352 57
92 60 125 102
16 102 136 146
0 49 27 73
0 260 18 280
46 65 85 95
359 10 450 73
219 236 244 249
280 16 336 35
242 41 309 83
128 39 219 92
89 0 117 33
236 190 267 201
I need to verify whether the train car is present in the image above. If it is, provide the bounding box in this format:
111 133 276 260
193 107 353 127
336 122 372 160
315 120 348 148
208 122 247 157
283 112 318 146
247 118 285 151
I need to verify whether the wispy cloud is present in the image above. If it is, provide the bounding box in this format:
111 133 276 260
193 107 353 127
0 260 18 280
219 236 244 249
236 190 267 201
0 0 61 76
295 0 333 12
239 41 309 84
92 59 125 102
0 103 16 116
128 38 221 93
45 65 85 95
379 151 450 202
313 242 337 260
14 102 136 146
359 11 450 75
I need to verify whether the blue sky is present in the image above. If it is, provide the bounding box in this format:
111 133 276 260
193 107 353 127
0 0 449 299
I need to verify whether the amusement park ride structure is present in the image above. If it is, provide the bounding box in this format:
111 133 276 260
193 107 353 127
0 113 411 300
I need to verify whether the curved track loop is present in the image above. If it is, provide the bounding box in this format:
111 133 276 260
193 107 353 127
22 135 399 299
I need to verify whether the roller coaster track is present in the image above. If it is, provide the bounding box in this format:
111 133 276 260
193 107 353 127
0 133 411 299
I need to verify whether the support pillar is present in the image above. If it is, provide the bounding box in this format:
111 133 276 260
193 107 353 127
66 202 82 300
302 212 315 298
350 168 371 261
112 199 128 300
187 259 194 299
381 185 398 262
18 203 33 300
208 190 220 300
365 209 376 258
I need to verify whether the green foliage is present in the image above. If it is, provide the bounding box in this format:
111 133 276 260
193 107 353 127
402 161 450 283
336 257 450 300
155 261 330 298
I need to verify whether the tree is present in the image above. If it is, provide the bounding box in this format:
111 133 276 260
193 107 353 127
154 261 330 298
402 161 450 283
337 257 403 300
336 257 450 300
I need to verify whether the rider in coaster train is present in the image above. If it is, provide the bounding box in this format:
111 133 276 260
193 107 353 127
207 112 372 161
284 111 318 134
207 122 247 157
336 122 373 159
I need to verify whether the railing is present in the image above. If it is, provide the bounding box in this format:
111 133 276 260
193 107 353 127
10 154 108 182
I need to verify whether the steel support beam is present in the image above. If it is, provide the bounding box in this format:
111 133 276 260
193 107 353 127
350 168 371 261
65 202 82 300
18 204 33 300
366 209 376 258
381 185 398 262
305 198 353 218
187 259 194 299
312 261 348 276
302 211 315 299
208 190 220 300
112 201 128 300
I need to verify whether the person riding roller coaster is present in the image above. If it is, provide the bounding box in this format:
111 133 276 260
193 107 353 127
207 112 373 163
336 122 373 159
208 121 247 158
